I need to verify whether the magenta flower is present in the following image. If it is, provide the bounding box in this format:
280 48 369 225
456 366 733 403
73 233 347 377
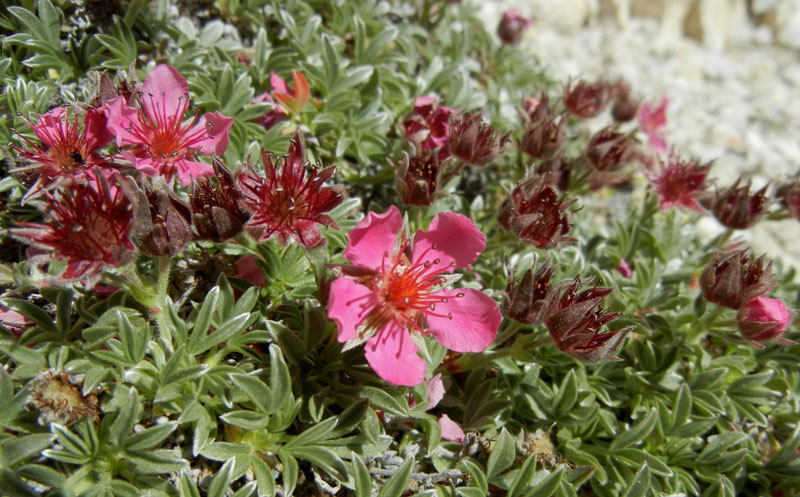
9 173 135 286
737 297 794 347
16 106 114 196
638 97 668 155
105 64 234 186
403 96 456 157
327 206 502 386
645 153 711 211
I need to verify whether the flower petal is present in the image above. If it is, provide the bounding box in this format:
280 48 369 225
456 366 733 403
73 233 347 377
439 414 465 443
425 373 445 410
192 112 235 156
365 323 426 386
105 97 144 148
412 212 485 275
270 71 290 94
141 65 189 120
328 277 376 342
426 289 501 353
234 255 266 286
344 205 402 272
174 159 215 187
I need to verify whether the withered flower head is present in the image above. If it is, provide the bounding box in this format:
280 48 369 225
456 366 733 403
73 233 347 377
498 174 577 248
536 153 572 191
645 153 711 211
497 8 532 45
544 277 630 361
610 79 639 123
585 127 631 171
777 179 800 220
563 79 611 118
9 172 135 286
27 370 100 425
708 178 769 229
700 249 777 310
390 150 455 206
403 96 456 158
447 112 509 166
504 258 556 324
190 157 250 242
130 176 193 256
236 131 344 248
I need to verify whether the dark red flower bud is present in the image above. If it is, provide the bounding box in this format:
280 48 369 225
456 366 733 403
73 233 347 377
563 80 610 118
390 150 455 206
585 127 632 171
777 180 800 220
700 250 777 309
498 174 577 248
737 296 794 347
543 277 630 361
707 178 769 229
645 153 711 211
190 157 250 242
503 258 556 324
130 177 193 256
536 153 572 191
236 131 344 248
447 112 509 166
497 8 532 45
610 80 639 123
521 115 564 159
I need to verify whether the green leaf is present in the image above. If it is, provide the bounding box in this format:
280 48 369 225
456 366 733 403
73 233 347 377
672 384 692 430
251 455 276 497
187 286 219 353
351 452 373 497
508 454 538 497
220 410 269 430
526 467 564 497
178 471 201 497
280 453 298 497
459 458 488 494
201 442 253 462
208 459 236 497
124 422 176 452
332 398 369 438
1 434 55 467
1 298 57 334
668 416 716 438
284 417 336 448
269 344 291 414
377 458 412 497
609 409 657 451
109 388 141 445
229 373 272 414
191 312 255 355
620 463 650 497
697 432 748 462
487 428 515 479
700 475 736 497
554 370 579 417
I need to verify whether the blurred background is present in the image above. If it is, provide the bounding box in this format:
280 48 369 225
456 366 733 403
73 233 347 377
480 0 800 269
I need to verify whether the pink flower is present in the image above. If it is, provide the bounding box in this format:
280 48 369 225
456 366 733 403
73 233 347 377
616 259 633 278
15 106 114 196
327 206 501 386
9 173 136 286
737 297 794 347
638 97 668 155
105 65 234 186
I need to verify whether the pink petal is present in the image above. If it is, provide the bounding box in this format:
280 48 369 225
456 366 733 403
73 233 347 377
192 112 235 156
33 107 67 146
426 373 445 410
365 323 426 386
141 65 189 120
426 288 501 353
124 152 158 177
270 71 290 95
174 158 215 186
413 96 437 115
344 206 402 272
328 277 376 342
439 414 465 443
412 212 485 275
234 255 266 286
83 108 113 151
105 97 144 147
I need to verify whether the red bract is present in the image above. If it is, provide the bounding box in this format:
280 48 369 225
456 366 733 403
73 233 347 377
105 65 234 186
447 112 509 165
498 174 576 248
190 158 250 242
9 174 135 286
521 98 564 159
403 96 456 158
645 153 710 211
563 80 610 118
503 258 556 324
236 132 343 248
129 177 193 256
700 250 776 310
15 107 114 195
708 178 769 229
543 277 630 361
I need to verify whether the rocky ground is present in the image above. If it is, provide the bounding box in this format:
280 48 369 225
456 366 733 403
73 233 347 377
480 2 800 271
